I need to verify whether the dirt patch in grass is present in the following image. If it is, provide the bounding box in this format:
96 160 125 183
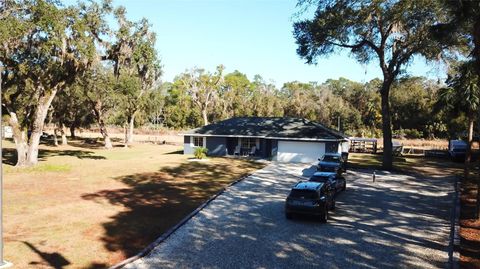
3 139 265 268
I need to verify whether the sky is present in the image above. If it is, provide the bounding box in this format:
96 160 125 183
75 0 447 87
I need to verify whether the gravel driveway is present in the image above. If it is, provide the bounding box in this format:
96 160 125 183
125 162 454 269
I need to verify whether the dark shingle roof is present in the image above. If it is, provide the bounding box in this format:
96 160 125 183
183 117 347 141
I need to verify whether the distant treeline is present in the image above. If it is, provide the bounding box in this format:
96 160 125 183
155 72 458 140
57 68 465 140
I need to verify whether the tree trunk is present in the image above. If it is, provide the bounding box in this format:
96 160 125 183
472 18 480 219
53 127 59 146
25 88 58 166
127 114 134 145
8 112 28 166
92 100 113 149
380 79 393 171
202 109 209 126
60 122 68 145
26 131 42 166
69 124 76 138
465 116 474 179
124 122 128 147
99 121 112 149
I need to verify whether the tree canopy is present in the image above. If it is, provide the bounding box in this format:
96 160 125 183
293 0 445 169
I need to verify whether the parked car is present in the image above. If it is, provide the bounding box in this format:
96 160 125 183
285 181 335 222
308 171 346 194
448 140 467 160
41 132 52 139
28 130 53 140
317 153 346 173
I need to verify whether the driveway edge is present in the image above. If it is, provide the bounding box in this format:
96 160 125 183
108 172 254 269
448 176 460 269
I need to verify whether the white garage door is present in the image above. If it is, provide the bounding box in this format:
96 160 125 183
276 141 325 163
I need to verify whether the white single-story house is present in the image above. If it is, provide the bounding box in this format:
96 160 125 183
182 117 349 163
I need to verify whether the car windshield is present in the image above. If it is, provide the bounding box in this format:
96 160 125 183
309 175 331 182
289 189 319 200
322 155 340 162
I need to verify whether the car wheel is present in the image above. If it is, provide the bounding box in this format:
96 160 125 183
286 213 293 220
320 207 328 223
330 200 336 210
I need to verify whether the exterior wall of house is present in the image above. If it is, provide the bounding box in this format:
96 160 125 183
183 135 207 155
325 141 340 153
271 139 278 158
184 135 342 161
183 136 194 154
341 141 350 152
206 136 228 156
258 139 267 157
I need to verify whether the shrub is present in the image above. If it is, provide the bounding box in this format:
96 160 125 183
403 129 424 139
392 129 406 139
194 147 208 159
353 127 382 138
393 128 424 139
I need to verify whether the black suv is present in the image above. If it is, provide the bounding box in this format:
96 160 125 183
317 153 346 173
285 181 335 222
309 171 346 194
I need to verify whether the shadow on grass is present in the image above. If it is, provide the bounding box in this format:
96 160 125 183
81 159 263 268
165 150 183 155
2 147 106 166
66 137 124 150
86 262 108 269
23 241 70 269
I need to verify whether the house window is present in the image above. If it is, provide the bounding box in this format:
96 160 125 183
193 136 204 147
241 138 256 151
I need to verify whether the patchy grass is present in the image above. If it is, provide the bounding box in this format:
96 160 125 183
348 152 464 177
3 138 265 268
4 163 72 173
